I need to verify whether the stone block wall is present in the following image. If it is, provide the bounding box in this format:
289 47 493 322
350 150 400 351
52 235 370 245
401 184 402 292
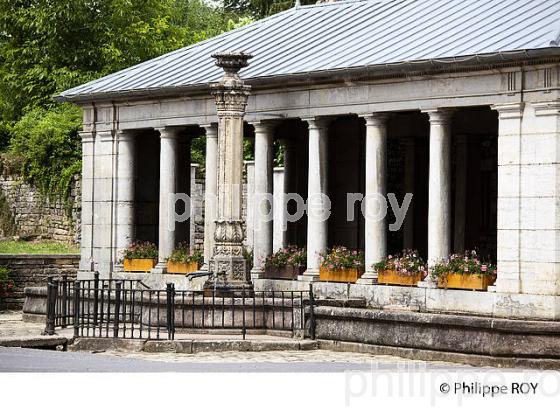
0 172 81 243
0 254 79 310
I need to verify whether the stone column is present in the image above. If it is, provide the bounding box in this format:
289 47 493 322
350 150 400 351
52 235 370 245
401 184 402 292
300 118 330 281
244 160 255 250
402 137 415 250
273 167 286 251
357 113 389 284
491 103 524 294
114 130 136 269
281 138 296 244
78 130 96 275
202 124 218 270
250 121 274 279
154 127 180 272
453 134 468 253
208 52 253 289
189 163 199 248
421 109 453 286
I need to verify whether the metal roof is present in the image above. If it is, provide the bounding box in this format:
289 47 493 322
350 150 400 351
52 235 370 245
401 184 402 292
59 0 560 102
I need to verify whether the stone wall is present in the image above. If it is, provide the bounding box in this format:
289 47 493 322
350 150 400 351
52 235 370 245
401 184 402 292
0 254 79 310
0 172 81 243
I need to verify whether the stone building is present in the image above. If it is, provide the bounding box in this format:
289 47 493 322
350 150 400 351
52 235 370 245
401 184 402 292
58 0 560 319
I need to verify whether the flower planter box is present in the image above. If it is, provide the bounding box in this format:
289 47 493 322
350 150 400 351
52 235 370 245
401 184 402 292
263 265 305 280
123 258 157 272
438 273 496 291
319 267 363 283
167 261 199 274
378 270 422 286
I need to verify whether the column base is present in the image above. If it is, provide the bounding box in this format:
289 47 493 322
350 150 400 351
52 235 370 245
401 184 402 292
356 271 378 285
151 262 168 274
298 270 319 282
250 268 264 281
113 263 124 273
417 280 437 289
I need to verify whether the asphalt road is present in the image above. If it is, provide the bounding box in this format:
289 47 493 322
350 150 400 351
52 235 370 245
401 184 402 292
0 347 467 372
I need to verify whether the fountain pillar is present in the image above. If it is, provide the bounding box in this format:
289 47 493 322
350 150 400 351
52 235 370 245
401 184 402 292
207 52 253 291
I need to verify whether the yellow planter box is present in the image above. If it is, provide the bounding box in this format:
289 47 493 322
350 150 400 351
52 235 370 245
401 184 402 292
166 261 199 274
319 267 363 283
378 270 422 286
123 258 156 272
438 273 496 291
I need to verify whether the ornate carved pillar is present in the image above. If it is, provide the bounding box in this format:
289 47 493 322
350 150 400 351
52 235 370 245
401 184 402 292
208 52 253 289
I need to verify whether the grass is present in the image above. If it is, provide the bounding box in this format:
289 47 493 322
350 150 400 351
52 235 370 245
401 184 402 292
0 240 79 255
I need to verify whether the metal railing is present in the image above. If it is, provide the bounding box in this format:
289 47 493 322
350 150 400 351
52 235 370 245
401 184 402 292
46 275 315 341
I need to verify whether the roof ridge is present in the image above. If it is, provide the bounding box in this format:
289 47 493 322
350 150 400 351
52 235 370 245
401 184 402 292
299 0 394 9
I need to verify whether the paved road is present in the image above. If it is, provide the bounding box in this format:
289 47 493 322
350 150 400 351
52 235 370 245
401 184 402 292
0 347 469 372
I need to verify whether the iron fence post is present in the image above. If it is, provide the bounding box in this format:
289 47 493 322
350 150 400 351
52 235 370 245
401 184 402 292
73 281 80 338
61 275 68 328
166 283 175 340
309 284 316 340
93 272 99 326
44 277 56 335
113 281 122 338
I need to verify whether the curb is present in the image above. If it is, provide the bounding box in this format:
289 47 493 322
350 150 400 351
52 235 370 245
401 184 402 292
0 336 69 349
69 337 318 354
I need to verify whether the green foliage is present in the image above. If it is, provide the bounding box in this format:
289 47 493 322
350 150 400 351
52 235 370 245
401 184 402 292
9 104 82 199
168 242 203 264
0 190 16 237
224 0 316 19
0 265 14 296
0 240 79 254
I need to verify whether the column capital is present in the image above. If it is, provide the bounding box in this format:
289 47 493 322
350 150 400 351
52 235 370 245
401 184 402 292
250 121 276 134
490 103 524 119
423 108 454 125
79 131 95 144
97 130 114 142
155 127 181 139
359 112 391 126
200 123 218 138
532 100 560 117
116 129 135 142
302 117 331 130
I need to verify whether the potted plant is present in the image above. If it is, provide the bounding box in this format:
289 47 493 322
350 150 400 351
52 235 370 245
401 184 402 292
122 241 158 272
319 246 364 283
375 250 426 286
0 266 14 307
263 246 306 280
431 250 497 291
167 242 203 274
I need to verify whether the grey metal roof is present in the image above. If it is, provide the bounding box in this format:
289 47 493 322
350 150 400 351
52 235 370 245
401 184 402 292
59 0 560 102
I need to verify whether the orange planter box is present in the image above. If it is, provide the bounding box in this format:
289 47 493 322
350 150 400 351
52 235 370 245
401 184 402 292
438 273 496 291
319 267 363 283
378 270 421 286
123 258 156 272
166 261 199 274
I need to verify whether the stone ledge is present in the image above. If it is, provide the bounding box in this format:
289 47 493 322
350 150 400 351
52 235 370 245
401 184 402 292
0 254 80 260
314 307 560 359
317 340 560 370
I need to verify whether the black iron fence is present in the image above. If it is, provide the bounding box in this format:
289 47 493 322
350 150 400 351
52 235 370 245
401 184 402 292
46 275 315 341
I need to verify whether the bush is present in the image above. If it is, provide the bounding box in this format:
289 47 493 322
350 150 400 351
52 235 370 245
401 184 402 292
9 104 82 200
0 266 14 296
